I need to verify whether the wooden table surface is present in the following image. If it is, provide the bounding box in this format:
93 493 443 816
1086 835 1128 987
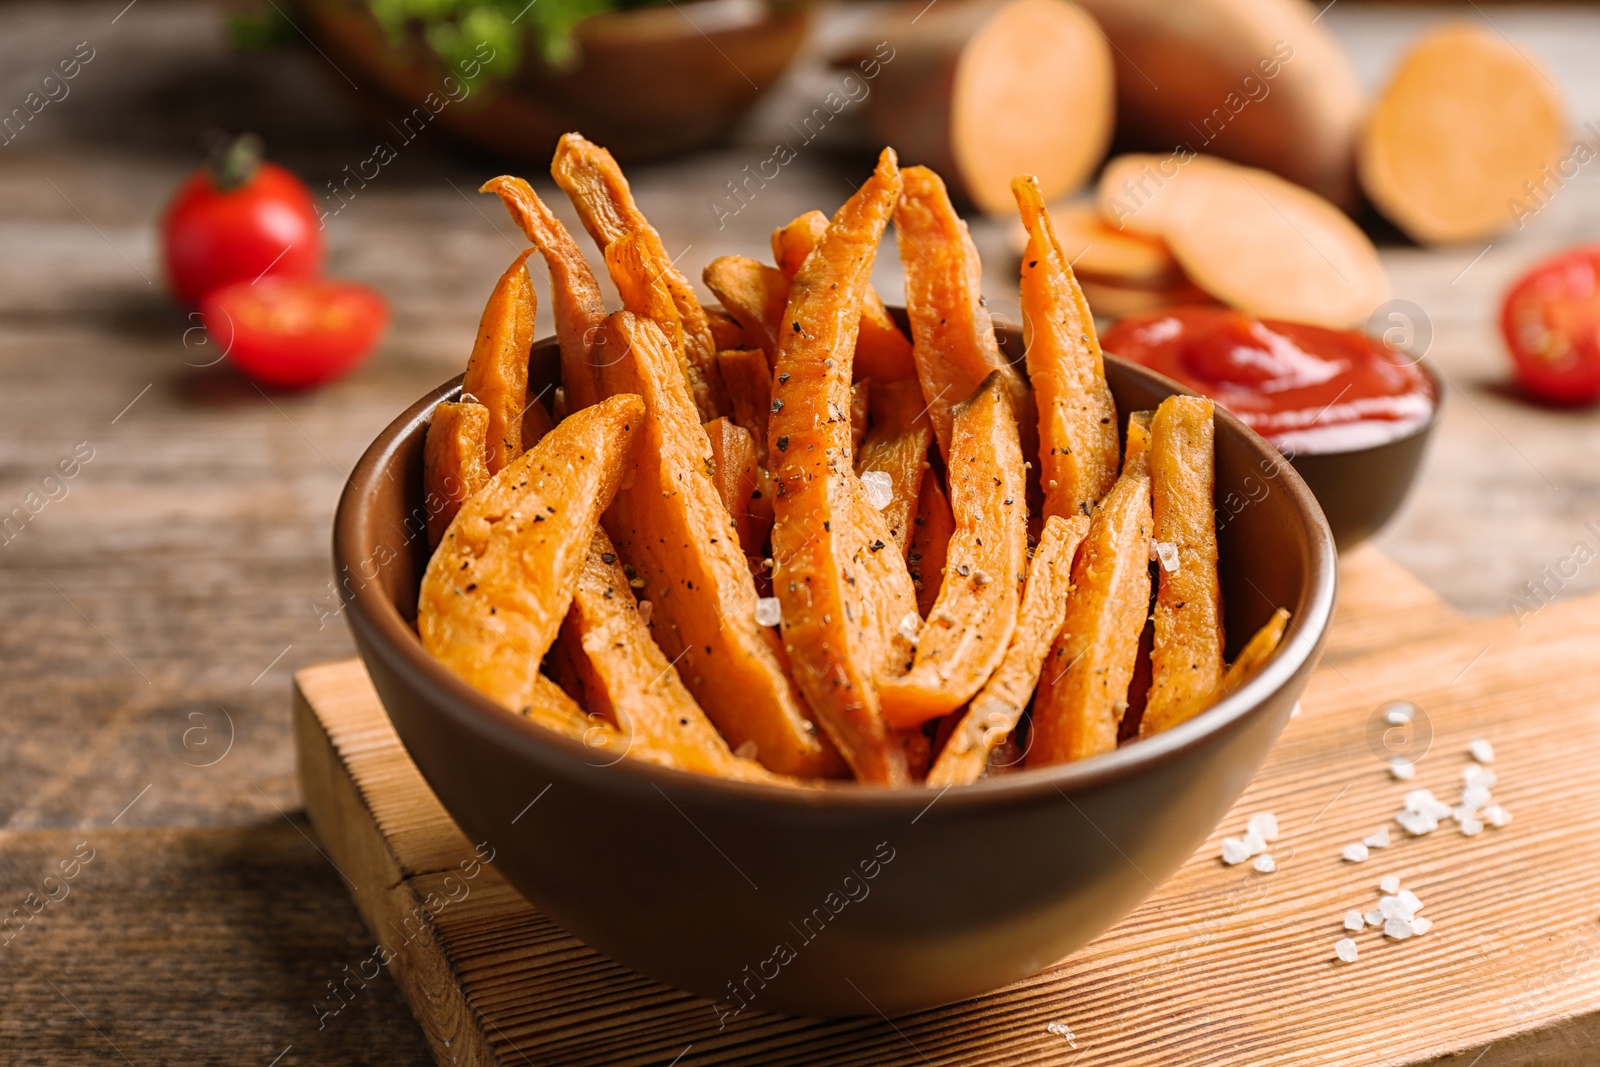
2 2 1597 1064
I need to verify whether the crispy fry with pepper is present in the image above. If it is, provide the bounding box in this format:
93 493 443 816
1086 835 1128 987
1014 173 1120 518
422 400 491 546
461 248 536 473
768 148 911 785
418 393 644 713
854 379 934 555
878 373 1029 728
552 133 726 420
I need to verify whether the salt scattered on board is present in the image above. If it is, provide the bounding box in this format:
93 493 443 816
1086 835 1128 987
1248 812 1280 842
1343 843 1369 863
1389 758 1416 780
1365 827 1392 849
1379 875 1401 895
1469 738 1495 764
1221 838 1251 865
1344 910 1365 932
1335 938 1359 963
1254 854 1276 873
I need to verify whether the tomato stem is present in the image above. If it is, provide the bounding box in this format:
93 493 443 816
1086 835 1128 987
205 132 264 192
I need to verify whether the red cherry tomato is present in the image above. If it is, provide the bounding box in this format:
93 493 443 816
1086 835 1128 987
1501 245 1600 406
162 134 323 305
202 277 388 389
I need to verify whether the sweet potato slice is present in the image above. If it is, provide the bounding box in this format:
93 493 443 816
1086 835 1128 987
566 529 787 784
1028 446 1153 765
768 148 910 784
908 473 955 617
461 248 536 474
716 346 773 466
422 400 491 547
606 231 709 414
702 256 788 365
927 513 1090 786
1123 409 1153 472
1218 608 1289 697
595 312 841 778
895 165 1030 459
418 393 644 713
854 379 934 555
773 210 917 383
1014 174 1120 519
480 176 607 412
705 417 764 558
1140 397 1224 737
552 133 726 421
1359 22 1565 245
878 373 1029 728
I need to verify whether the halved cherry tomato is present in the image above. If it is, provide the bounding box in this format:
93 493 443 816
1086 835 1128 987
162 134 323 304
202 276 388 389
1501 245 1600 406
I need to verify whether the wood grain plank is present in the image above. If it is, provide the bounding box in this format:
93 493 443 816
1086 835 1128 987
297 583 1600 1066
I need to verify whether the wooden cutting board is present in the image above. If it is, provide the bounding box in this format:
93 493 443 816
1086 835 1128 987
294 548 1600 1067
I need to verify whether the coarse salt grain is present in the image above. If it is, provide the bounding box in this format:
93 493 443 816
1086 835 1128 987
897 611 921 643
1343 843 1369 862
1469 738 1495 764
1365 827 1392 849
1389 758 1416 780
734 740 759 760
1335 938 1359 963
1241 830 1266 857
1461 785 1493 811
1221 837 1251 865
753 597 782 627
1484 804 1512 828
1379 895 1414 921
1411 916 1434 935
1248 813 1280 843
1254 854 1276 873
1384 917 1415 940
1344 910 1365 932
860 470 894 511
1459 816 1485 836
1463 765 1497 791
1399 889 1424 913
1365 909 1384 927
638 599 654 626
1155 541 1181 573
1397 810 1439 836
1379 875 1401 894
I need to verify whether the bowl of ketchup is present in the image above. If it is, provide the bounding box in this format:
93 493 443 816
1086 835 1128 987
1102 306 1441 549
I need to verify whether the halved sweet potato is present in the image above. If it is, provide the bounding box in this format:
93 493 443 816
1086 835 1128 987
1014 174 1120 519
566 529 787 783
705 417 763 558
422 400 491 547
480 176 607 413
854 379 934 555
595 311 841 778
552 133 726 421
926 513 1090 786
418 393 644 713
1028 448 1153 764
878 373 1029 728
462 248 536 474
702 255 788 365
768 148 910 785
716 346 773 466
773 210 917 383
895 165 1030 459
908 473 955 617
1140 396 1224 737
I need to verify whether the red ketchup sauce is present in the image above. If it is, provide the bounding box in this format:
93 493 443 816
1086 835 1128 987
1101 307 1437 453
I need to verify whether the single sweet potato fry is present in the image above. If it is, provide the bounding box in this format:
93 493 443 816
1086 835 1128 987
768 148 910 785
596 311 842 777
1218 608 1289 697
878 373 1029 729
927 513 1090 787
607 231 712 415
480 176 607 412
422 400 491 547
716 347 773 465
908 473 955 617
1123 409 1153 473
702 255 788 365
1028 452 1154 765
895 165 1029 459
552 133 726 420
1014 173 1120 519
855 378 934 554
418 393 644 713
462 248 537 474
705 417 763 558
707 308 750 352
773 210 917 383
1140 396 1224 738
566 529 788 783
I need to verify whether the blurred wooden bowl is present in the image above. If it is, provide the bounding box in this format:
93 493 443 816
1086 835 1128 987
298 0 812 162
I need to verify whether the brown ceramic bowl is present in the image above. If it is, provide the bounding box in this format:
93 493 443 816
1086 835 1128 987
1284 359 1444 551
333 326 1337 1017
298 0 810 163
